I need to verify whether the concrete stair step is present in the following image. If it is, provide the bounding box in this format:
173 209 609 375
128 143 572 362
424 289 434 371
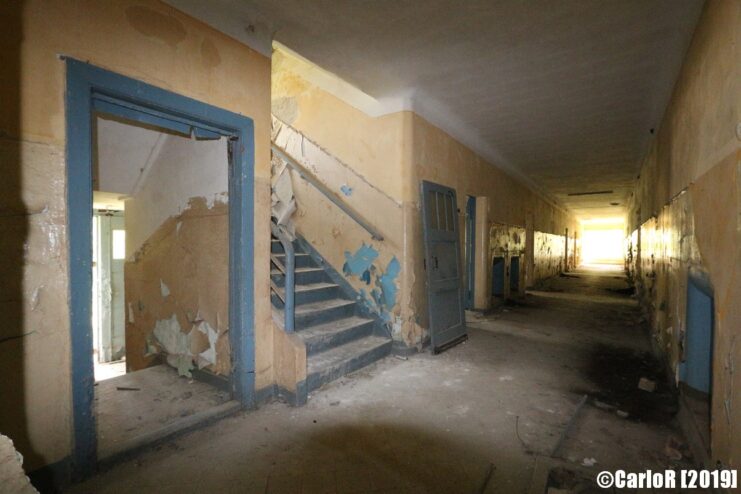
298 316 375 355
270 252 315 268
307 335 392 392
271 281 340 306
275 298 356 327
295 298 356 327
271 266 328 285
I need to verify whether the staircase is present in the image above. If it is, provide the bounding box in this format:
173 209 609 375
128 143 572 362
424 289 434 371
270 237 392 393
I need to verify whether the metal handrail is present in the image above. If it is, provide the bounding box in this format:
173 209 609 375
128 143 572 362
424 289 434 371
271 143 385 241
270 221 295 332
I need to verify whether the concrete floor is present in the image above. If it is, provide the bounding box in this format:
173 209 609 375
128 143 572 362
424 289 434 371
71 266 703 493
94 359 126 382
96 364 233 459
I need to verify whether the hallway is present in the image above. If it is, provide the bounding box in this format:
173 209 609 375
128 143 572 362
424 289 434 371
70 266 698 493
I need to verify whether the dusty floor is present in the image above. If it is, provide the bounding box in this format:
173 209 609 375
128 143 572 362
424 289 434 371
94 359 126 382
70 266 702 493
96 364 232 459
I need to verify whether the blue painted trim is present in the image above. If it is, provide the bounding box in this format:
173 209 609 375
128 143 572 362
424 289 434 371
65 59 255 477
464 196 476 309
271 223 295 331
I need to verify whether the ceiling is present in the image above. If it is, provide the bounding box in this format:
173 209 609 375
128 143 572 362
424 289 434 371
95 116 168 197
168 0 705 219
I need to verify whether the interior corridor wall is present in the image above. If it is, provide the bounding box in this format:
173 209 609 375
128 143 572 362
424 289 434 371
0 0 271 472
625 0 740 467
408 114 580 333
272 48 579 350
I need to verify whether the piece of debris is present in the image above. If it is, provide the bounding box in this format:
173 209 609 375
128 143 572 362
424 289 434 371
593 399 614 411
0 434 39 493
116 386 141 391
329 401 340 406
477 462 495 494
638 377 656 392
394 355 408 361
581 457 597 467
664 436 684 460
616 410 629 418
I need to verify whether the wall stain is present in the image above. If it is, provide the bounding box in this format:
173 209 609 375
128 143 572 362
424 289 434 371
126 6 186 49
200 38 221 69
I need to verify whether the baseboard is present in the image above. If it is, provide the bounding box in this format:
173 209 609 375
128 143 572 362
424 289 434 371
191 368 231 393
28 457 71 494
255 382 308 407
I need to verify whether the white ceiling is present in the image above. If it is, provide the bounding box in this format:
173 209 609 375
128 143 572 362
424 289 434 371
168 0 705 218
95 116 167 196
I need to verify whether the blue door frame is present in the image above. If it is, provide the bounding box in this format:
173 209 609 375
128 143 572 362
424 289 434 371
464 197 476 309
65 59 255 477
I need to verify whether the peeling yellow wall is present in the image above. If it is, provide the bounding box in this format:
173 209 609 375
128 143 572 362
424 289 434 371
0 0 271 471
273 50 579 349
125 199 231 376
489 223 526 299
626 0 740 467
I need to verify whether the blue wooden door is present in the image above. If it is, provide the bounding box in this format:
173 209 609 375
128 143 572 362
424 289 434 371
680 279 713 394
421 181 466 352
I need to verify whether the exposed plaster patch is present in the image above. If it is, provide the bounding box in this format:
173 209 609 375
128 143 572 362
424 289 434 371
160 279 170 298
152 314 193 378
197 320 219 369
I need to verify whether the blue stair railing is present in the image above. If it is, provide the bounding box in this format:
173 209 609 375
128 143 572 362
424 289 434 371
270 221 295 332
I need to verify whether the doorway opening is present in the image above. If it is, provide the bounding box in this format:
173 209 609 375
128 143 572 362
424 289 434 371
92 115 237 460
91 206 126 382
510 256 520 294
679 273 714 451
492 256 505 298
66 60 255 476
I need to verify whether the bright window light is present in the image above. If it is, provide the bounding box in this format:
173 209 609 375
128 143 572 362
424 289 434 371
112 230 126 260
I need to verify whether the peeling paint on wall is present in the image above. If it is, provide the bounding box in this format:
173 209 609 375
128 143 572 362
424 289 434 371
152 314 194 377
126 199 230 375
376 256 400 311
342 243 379 278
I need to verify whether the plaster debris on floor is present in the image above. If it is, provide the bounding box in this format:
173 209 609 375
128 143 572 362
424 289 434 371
71 266 708 493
